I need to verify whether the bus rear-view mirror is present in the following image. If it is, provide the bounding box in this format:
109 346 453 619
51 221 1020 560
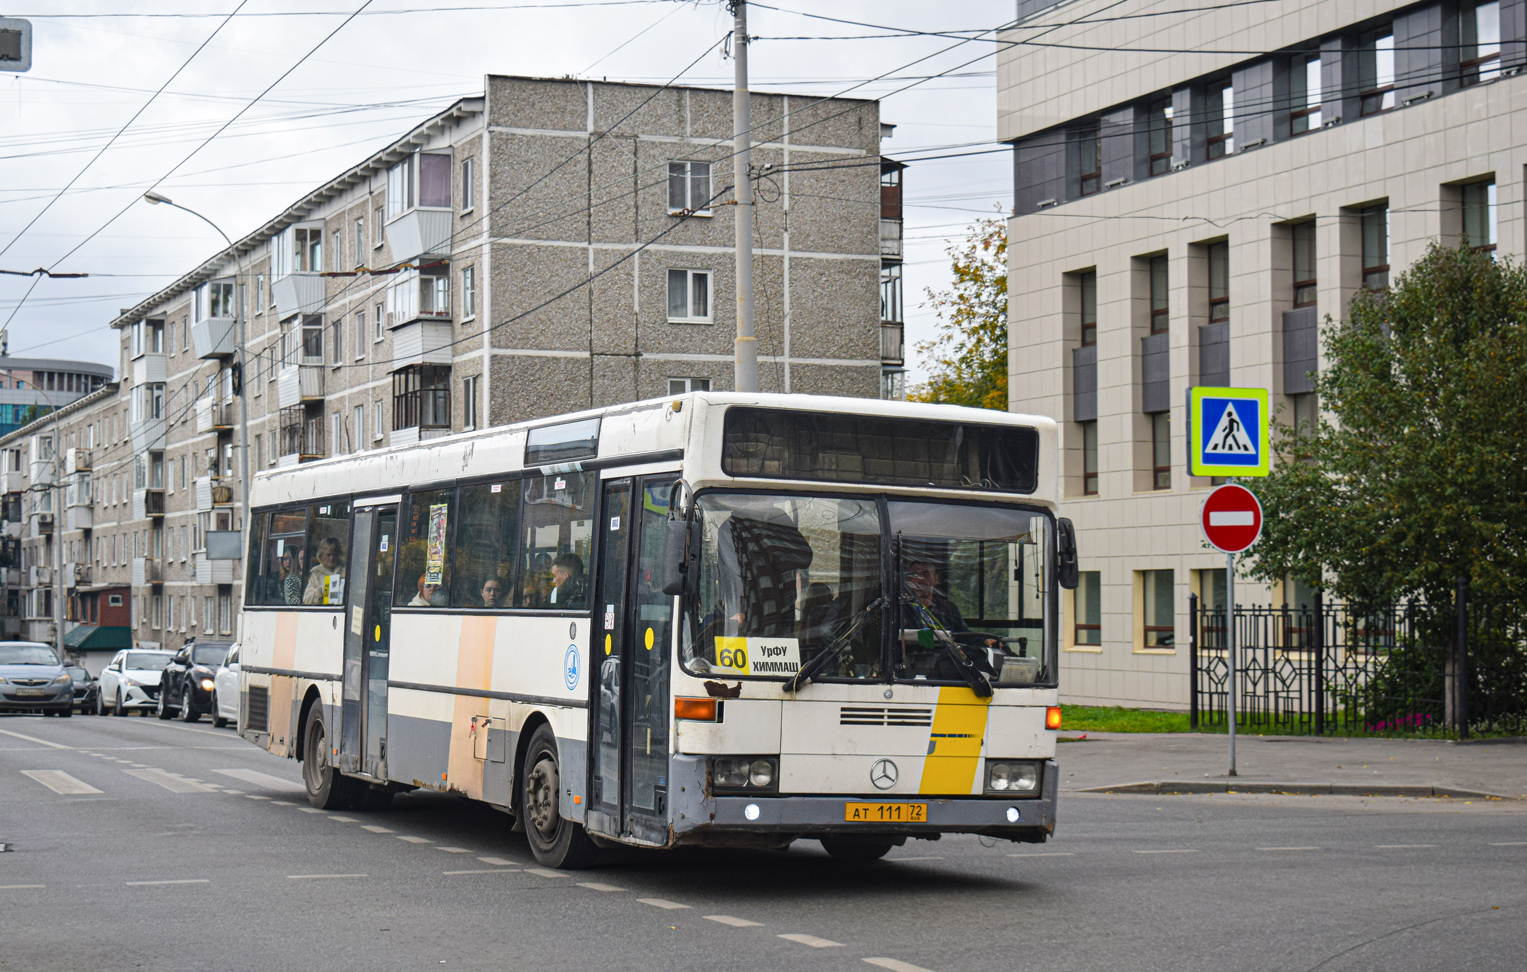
1057 517 1079 590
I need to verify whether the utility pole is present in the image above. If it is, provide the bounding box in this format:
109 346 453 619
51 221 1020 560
730 0 758 393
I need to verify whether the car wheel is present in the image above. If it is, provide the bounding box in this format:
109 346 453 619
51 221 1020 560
178 686 200 723
92 692 103 717
301 704 361 810
819 838 895 862
211 692 228 729
156 689 172 720
112 690 126 717
520 724 599 869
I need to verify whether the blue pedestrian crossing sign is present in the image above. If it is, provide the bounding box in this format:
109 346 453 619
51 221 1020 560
1188 387 1270 477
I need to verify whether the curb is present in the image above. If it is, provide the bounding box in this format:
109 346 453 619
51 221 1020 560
1069 780 1522 800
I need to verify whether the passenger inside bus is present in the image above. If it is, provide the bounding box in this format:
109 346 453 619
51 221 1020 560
279 548 303 606
521 552 553 607
303 537 346 605
549 553 588 608
479 578 504 608
407 575 446 607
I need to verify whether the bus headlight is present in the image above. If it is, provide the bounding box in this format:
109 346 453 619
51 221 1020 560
711 756 778 795
984 760 1042 797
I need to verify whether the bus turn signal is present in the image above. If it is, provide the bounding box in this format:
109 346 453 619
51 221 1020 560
674 697 718 721
1046 706 1063 730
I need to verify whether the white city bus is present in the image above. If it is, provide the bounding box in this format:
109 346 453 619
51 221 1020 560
238 393 1077 867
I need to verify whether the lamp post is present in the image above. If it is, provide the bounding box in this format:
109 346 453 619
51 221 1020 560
140 192 251 543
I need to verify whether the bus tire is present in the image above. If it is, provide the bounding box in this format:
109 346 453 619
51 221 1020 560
521 724 598 869
302 705 362 810
356 785 394 811
819 837 895 862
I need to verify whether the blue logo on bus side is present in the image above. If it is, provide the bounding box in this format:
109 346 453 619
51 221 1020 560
564 644 580 691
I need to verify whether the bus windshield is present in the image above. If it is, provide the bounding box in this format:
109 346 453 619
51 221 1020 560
681 492 1053 685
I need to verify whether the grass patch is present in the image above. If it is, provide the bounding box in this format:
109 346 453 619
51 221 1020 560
1060 705 1192 733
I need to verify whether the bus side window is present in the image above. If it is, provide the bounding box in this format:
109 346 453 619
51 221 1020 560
302 501 352 606
395 488 456 608
518 471 593 609
245 511 269 605
265 509 311 606
454 481 520 609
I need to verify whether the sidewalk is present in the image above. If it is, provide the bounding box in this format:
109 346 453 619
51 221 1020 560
1055 731 1527 799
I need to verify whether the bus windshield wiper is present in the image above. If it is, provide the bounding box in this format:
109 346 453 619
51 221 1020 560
783 596 883 693
903 590 993 699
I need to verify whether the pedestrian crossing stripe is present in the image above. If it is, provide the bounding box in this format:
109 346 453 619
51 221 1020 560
1188 387 1270 477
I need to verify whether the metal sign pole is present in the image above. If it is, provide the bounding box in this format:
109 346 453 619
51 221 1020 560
1226 550 1237 776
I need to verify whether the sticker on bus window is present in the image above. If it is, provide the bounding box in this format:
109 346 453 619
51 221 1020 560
610 516 620 532
491 484 502 493
425 503 448 584
379 535 388 552
351 606 363 636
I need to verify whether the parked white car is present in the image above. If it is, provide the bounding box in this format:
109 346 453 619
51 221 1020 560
96 649 175 716
212 643 240 729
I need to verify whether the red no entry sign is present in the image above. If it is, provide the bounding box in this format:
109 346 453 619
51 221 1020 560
1201 484 1263 553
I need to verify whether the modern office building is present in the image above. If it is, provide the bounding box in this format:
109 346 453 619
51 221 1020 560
0 349 113 437
999 0 1519 706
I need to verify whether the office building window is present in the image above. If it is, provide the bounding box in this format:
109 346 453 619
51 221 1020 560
667 269 711 323
880 263 903 323
462 266 476 319
462 375 478 431
1082 420 1098 495
1149 255 1169 333
462 157 475 211
1290 52 1322 134
1359 29 1396 115
1207 82 1234 158
1463 179 1497 252
1147 97 1172 176
1207 241 1229 323
1292 221 1317 306
667 161 713 215
1290 392 1316 438
1140 568 1175 648
1462 1 1502 85
668 377 711 395
1078 122 1102 196
1151 411 1171 490
1074 570 1101 646
1079 271 1097 345
1361 205 1389 290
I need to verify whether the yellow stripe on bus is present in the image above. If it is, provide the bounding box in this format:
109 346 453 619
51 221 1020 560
917 686 991 796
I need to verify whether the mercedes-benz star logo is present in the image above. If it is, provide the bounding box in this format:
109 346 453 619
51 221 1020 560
870 758 898 790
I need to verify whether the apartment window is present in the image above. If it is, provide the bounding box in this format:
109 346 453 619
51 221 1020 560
1360 204 1389 290
880 263 903 323
1207 241 1229 323
1462 1 1502 86
374 401 385 441
1146 96 1172 176
1290 52 1322 135
353 217 364 267
1359 30 1396 115
354 311 366 359
152 594 163 629
374 301 384 341
218 593 232 634
1079 271 1097 345
387 153 453 217
1082 420 1098 495
668 377 711 395
332 412 344 455
1151 411 1171 489
374 205 384 246
462 375 478 431
166 320 175 356
393 364 450 431
1074 571 1101 645
667 269 711 323
1149 255 1169 333
255 274 264 311
461 157 475 211
254 434 263 470
462 266 476 319
266 348 277 383
1292 221 1317 306
1463 179 1497 252
292 227 322 273
301 315 323 361
1207 82 1234 158
1140 569 1175 648
204 596 213 634
329 319 343 365
1078 122 1102 196
667 161 713 215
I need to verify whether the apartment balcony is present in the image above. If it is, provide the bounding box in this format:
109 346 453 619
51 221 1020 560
130 417 167 453
130 352 167 385
1 471 23 494
63 562 90 589
66 504 93 532
388 426 451 448
271 271 325 318
32 512 54 537
277 363 324 409
133 488 166 520
28 565 51 587
132 557 163 586
28 460 53 487
193 553 237 586
25 620 53 643
3 521 20 540
0 617 20 638
191 315 237 359
879 218 903 260
195 397 235 434
385 208 452 263
879 322 904 367
390 321 453 371
65 448 92 474
194 476 235 512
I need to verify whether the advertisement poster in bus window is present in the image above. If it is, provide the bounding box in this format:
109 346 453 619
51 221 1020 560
426 503 448 584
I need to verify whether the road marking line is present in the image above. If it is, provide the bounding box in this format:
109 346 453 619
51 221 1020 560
638 897 689 909
123 768 216 794
244 795 270 801
1258 847 1320 852
1375 844 1436 849
220 790 246 796
578 882 625 892
287 874 367 880
396 835 431 843
437 846 473 853
128 764 149 768
328 816 358 823
1489 841 1527 846
865 959 937 972
271 800 296 806
1134 849 1199 854
361 825 395 834
477 856 514 866
126 879 209 886
1008 852 1074 857
0 728 72 750
525 868 570 879
0 885 46 890
21 770 102 795
706 915 762 927
213 768 304 793
890 855 943 861
444 869 519 875
778 933 843 948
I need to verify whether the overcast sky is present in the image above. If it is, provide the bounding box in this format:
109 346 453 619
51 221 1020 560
0 0 1011 384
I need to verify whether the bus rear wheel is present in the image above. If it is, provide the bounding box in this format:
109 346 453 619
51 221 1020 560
302 704 362 810
521 724 598 869
819 837 896 862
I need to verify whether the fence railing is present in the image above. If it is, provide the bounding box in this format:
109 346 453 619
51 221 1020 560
1190 581 1526 738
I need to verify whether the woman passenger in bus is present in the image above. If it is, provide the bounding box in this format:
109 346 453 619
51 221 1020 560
407 574 446 607
280 548 303 606
303 537 346 605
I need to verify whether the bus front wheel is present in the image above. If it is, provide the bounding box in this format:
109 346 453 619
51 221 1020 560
521 725 598 869
302 704 362 810
819 837 895 862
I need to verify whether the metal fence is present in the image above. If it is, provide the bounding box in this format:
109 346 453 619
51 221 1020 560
1189 581 1526 738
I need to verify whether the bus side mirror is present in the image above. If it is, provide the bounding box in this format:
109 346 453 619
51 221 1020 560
661 518 688 596
1057 517 1079 590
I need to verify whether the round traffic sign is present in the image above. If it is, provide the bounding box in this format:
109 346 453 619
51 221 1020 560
1200 484 1263 553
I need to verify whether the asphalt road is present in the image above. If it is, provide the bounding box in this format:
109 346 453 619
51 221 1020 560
3 713 1524 972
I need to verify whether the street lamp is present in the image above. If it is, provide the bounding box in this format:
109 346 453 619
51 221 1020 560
139 192 251 547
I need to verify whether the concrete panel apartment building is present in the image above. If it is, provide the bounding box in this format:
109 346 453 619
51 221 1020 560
0 75 908 664
1000 0 1521 706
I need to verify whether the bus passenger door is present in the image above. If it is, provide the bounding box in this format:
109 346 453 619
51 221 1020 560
589 479 633 833
340 503 398 780
623 476 676 843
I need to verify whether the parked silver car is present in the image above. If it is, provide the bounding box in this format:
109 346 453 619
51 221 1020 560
0 642 73 716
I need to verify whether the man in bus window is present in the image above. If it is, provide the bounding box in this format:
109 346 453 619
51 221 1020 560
549 553 588 608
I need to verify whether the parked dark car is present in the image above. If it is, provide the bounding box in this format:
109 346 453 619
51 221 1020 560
0 642 73 717
157 641 231 723
66 666 98 714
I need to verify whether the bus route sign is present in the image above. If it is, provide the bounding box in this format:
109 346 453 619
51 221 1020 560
1187 387 1270 478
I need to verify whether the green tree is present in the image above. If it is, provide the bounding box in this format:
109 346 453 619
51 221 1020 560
907 217 1007 411
1246 242 1527 602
